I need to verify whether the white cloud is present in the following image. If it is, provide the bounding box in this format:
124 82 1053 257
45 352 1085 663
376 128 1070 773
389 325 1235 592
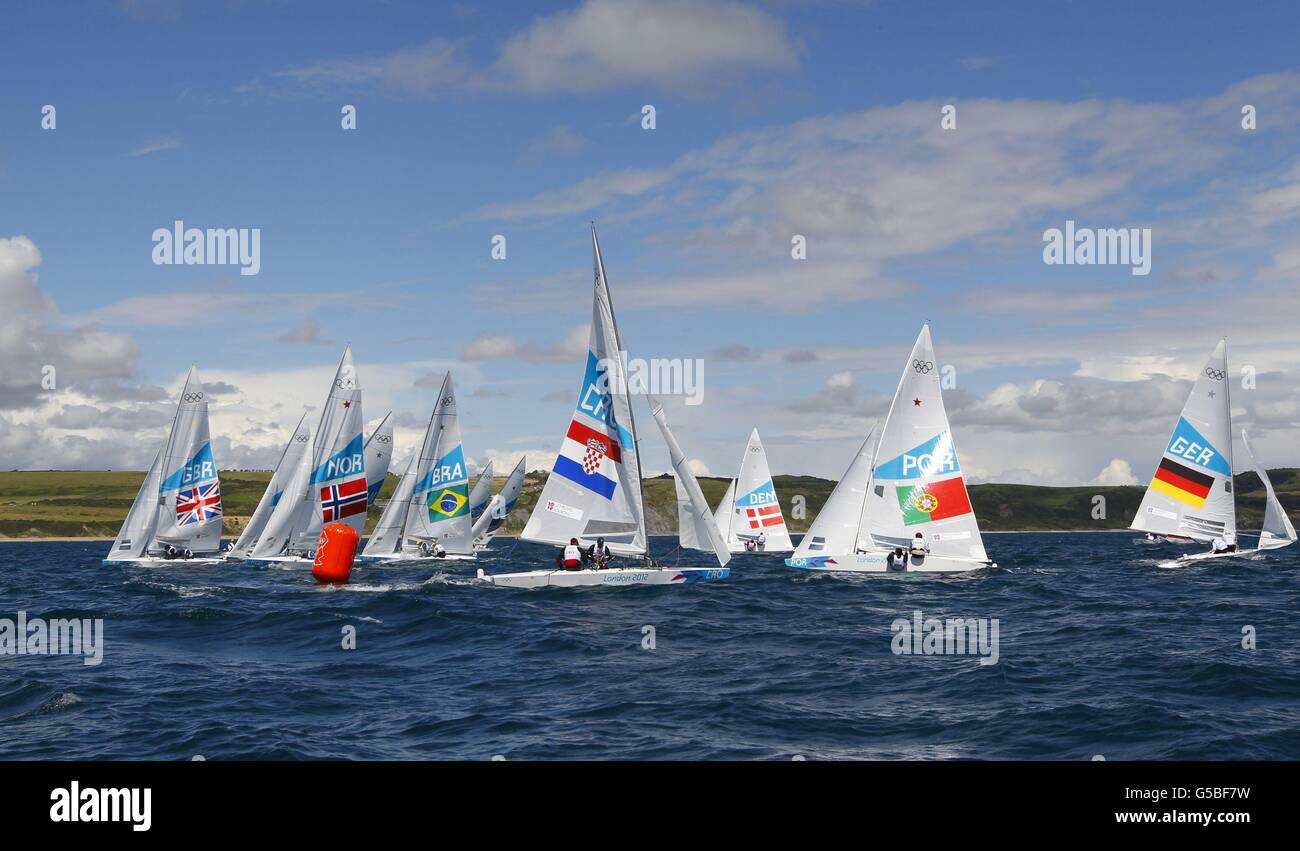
491 0 797 94
461 326 588 362
1090 458 1140 487
128 134 180 157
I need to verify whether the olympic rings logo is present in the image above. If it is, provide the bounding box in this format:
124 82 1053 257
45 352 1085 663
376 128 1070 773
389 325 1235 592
1205 368 1225 381
913 359 934 374
183 393 204 402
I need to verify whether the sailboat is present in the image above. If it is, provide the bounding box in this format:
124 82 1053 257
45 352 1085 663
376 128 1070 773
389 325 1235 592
467 460 495 528
106 367 226 565
471 456 527 549
713 429 792 552
247 348 368 563
1130 339 1296 565
478 226 730 588
785 323 995 573
226 412 312 560
364 411 394 504
361 372 476 562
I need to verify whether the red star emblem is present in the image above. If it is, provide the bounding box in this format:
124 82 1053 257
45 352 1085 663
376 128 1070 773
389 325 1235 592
912 398 922 406
343 400 351 408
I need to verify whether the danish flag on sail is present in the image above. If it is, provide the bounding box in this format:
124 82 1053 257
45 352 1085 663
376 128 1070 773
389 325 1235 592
746 504 784 529
320 477 367 522
553 417 622 500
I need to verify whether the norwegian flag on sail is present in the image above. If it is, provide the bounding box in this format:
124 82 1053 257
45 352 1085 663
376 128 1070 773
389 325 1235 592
553 418 622 500
320 477 367 522
176 481 222 526
746 504 784 529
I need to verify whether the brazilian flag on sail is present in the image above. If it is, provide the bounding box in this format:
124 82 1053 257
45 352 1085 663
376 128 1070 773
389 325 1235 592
429 485 469 521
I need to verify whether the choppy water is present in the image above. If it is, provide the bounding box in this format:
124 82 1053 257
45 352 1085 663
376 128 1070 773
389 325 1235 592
1 533 1297 760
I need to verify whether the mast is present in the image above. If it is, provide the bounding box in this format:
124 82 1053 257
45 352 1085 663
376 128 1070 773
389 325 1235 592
592 223 648 553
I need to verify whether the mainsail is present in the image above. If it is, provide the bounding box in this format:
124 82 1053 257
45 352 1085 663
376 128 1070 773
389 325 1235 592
650 398 730 567
860 324 988 562
251 348 366 557
151 367 224 552
712 479 737 543
363 449 418 556
791 428 877 558
675 474 702 551
364 411 394 504
1241 429 1296 550
472 456 526 546
719 429 792 551
228 412 311 559
1130 339 1236 543
468 460 496 522
520 225 647 555
401 372 473 555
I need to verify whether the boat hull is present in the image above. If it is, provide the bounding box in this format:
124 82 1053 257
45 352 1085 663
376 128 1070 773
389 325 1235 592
1158 548 1267 568
784 553 994 574
476 565 729 589
103 556 226 567
359 552 476 564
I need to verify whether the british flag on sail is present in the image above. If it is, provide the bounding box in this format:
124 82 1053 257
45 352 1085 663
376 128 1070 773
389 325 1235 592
321 477 367 522
176 481 222 526
554 417 622 500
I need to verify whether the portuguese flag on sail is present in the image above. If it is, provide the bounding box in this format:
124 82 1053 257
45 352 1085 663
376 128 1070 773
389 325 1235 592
896 478 973 526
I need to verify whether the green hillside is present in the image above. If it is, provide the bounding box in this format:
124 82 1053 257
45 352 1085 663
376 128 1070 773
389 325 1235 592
1 468 1296 539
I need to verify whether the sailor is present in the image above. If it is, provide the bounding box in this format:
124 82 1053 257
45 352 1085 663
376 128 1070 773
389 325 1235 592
756 530 767 550
886 547 907 572
909 533 929 560
586 537 614 569
560 537 582 570
744 539 757 552
1211 532 1237 554
433 540 446 558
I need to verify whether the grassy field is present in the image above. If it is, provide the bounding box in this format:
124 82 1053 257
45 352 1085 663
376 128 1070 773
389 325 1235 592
1 468 1296 539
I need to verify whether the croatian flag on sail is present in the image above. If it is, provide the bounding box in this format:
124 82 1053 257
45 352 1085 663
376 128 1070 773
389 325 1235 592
553 418 621 500
176 481 222 526
320 477 367 522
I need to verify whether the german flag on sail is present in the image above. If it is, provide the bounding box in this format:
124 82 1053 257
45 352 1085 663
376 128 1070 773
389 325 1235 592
1150 457 1213 509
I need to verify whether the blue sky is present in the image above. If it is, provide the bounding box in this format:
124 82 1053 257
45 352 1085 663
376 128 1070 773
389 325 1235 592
3 0 1300 486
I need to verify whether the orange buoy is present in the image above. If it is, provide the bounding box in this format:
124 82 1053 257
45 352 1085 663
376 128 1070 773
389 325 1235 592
311 522 360 584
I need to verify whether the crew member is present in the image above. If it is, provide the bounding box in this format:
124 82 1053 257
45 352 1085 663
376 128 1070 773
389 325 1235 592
559 537 583 570
756 530 767 550
909 533 929 560
586 537 614 569
1211 532 1237 554
886 547 907 572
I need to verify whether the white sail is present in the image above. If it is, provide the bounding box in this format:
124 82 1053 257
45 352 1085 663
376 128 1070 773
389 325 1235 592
792 427 877 558
712 479 736 543
228 412 311 558
472 456 526 546
401 372 473 555
151 367 224 553
469 460 495 523
520 225 647 555
106 450 164 560
251 348 366 557
362 450 418 557
1130 339 1236 543
1241 429 1296 550
651 399 730 567
719 429 792 552
675 474 703 551
861 324 988 563
364 411 394 504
